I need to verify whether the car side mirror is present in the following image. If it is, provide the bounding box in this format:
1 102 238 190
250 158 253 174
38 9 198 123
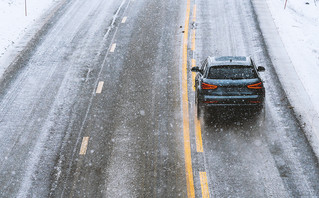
191 66 201 72
257 66 265 72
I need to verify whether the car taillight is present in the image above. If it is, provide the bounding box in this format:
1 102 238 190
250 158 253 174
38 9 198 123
247 82 263 89
201 83 217 89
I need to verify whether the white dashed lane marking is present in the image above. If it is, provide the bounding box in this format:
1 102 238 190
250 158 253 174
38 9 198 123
96 81 104 94
79 137 89 155
121 16 127 23
110 43 117 52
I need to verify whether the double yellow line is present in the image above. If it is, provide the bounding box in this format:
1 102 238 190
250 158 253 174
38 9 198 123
181 0 195 196
182 1 210 198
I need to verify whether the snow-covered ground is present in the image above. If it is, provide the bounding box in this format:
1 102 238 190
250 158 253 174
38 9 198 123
266 0 319 117
261 0 319 157
0 0 56 59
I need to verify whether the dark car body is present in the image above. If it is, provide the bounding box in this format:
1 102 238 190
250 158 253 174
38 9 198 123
191 56 265 112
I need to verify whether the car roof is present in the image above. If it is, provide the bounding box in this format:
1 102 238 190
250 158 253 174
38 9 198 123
208 56 252 67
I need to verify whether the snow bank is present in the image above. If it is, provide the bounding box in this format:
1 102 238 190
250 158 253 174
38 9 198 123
266 0 319 115
257 0 319 157
0 0 56 58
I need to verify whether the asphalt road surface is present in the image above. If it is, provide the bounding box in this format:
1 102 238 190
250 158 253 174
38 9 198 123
0 0 318 197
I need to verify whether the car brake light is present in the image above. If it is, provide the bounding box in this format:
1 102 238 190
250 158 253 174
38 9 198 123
247 82 263 89
202 83 218 89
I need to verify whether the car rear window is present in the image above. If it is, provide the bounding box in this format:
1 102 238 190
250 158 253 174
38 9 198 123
207 66 257 79
215 56 247 62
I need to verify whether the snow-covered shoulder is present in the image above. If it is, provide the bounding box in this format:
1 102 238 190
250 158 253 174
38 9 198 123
258 0 319 157
0 0 57 58
0 0 62 81
267 0 319 114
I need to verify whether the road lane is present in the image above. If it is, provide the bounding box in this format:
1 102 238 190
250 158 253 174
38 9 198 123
1 0 319 196
51 0 188 197
194 0 319 196
0 0 130 197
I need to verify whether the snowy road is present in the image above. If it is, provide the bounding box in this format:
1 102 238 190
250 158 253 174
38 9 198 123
0 0 318 197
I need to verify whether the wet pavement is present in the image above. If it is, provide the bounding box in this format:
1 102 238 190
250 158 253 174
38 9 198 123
0 0 318 197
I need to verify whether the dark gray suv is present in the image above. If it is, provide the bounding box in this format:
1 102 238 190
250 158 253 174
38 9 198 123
191 56 265 113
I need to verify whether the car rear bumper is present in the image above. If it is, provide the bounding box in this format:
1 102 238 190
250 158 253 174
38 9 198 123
199 95 264 107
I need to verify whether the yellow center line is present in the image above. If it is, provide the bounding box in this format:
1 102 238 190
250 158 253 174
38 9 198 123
191 4 196 51
199 172 210 198
191 29 196 51
195 109 203 152
96 81 104 94
182 0 195 197
191 4 202 153
79 137 89 155
191 3 210 197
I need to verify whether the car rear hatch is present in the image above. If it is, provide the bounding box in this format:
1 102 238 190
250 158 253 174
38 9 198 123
202 78 261 95
201 78 264 105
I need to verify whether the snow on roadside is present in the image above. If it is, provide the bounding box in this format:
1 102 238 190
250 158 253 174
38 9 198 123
0 0 55 59
266 0 319 114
